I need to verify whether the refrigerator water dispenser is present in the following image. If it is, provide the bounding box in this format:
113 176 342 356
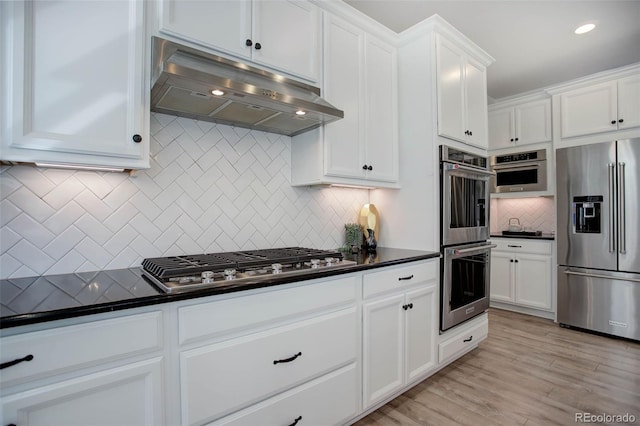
573 196 603 233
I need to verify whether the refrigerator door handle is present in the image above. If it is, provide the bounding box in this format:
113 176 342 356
563 269 640 284
608 163 616 253
618 162 626 254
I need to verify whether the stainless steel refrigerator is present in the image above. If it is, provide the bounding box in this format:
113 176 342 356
556 138 640 341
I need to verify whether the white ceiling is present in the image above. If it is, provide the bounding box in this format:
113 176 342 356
343 0 640 100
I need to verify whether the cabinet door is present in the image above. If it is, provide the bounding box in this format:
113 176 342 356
323 15 365 179
436 36 466 142
159 0 251 59
515 98 552 145
1 0 147 168
617 74 640 130
252 0 321 82
364 35 398 182
362 293 405 408
464 56 489 149
490 252 514 303
404 286 437 383
560 81 617 138
514 253 552 310
1 358 163 426
488 107 515 150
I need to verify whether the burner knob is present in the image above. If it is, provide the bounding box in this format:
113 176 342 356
310 259 320 269
201 271 214 284
325 257 335 266
223 269 236 280
271 263 282 274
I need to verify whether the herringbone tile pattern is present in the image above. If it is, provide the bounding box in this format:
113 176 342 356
491 197 555 234
0 113 368 279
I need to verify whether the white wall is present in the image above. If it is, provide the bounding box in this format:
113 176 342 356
0 113 369 279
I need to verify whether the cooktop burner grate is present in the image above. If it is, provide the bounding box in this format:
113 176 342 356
142 247 345 279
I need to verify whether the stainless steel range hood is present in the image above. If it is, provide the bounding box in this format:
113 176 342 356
150 37 343 137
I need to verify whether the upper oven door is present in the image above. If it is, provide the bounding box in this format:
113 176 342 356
441 162 492 247
490 160 547 193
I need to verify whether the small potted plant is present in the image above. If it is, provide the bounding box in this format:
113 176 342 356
344 223 363 253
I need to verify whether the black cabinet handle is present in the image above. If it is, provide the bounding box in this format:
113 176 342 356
510 138 514 142
507 245 521 248
611 120 617 125
255 42 262 50
619 118 624 123
408 303 413 309
367 165 373 170
273 352 302 365
398 274 414 281
288 416 303 426
1 354 34 370
132 134 142 143
463 336 473 343
515 259 519 263
469 130 473 136
514 137 518 141
362 164 368 170
510 259 514 263
402 304 408 310
245 39 252 47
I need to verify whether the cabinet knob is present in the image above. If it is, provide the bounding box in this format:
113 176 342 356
514 137 519 141
254 42 262 50
368 165 373 171
245 39 252 47
515 259 519 263
469 130 472 136
619 118 624 123
132 134 142 143
611 120 617 125
510 259 514 263
362 164 368 170
510 138 514 142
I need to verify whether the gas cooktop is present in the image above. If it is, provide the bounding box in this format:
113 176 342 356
141 247 356 293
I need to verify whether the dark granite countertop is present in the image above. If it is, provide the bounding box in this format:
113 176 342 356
0 247 439 329
490 233 555 240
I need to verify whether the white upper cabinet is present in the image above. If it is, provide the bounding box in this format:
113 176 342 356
488 97 552 150
291 14 398 188
0 0 149 169
158 0 321 82
558 73 640 139
436 34 489 149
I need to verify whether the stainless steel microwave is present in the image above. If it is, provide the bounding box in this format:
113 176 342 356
490 149 547 193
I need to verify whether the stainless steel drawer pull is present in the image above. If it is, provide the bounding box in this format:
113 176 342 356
563 270 640 284
273 352 302 365
398 275 414 281
0 354 34 370
288 416 303 426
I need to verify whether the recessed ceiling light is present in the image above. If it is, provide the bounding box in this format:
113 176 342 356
574 23 596 35
211 89 224 96
295 110 306 116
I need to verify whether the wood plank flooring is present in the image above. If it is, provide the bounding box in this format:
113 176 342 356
353 308 640 426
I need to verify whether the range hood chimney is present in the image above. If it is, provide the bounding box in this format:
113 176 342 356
150 37 344 137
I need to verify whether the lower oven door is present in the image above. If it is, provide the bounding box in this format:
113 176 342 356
441 242 496 331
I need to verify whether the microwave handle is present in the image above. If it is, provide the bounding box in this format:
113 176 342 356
491 162 541 170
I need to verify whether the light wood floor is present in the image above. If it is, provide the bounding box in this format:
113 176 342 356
354 308 640 426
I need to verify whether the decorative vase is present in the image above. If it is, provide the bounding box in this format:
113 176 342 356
359 204 379 247
365 228 377 252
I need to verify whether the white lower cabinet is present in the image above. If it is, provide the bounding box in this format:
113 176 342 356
180 308 357 425
362 261 438 409
490 239 553 312
438 313 488 365
1 358 164 426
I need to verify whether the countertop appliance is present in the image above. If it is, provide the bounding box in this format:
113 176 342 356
556 139 640 341
142 247 355 293
150 37 343 136
490 148 547 193
439 145 496 331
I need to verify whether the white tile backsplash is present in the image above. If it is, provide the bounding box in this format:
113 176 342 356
0 113 369 279
491 197 555 234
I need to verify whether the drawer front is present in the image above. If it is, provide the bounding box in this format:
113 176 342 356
0 311 163 387
209 364 358 426
438 315 488 365
363 261 437 299
492 239 552 255
178 275 358 345
181 308 357 425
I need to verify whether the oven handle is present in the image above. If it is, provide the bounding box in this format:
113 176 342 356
444 162 495 176
450 244 497 255
491 162 542 170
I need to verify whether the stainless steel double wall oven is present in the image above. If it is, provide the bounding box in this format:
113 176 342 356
440 146 495 331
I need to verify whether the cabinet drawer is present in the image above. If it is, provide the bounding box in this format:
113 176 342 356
438 314 488 365
492 239 552 255
181 308 357 425
210 364 358 426
363 261 437 299
178 275 358 345
0 311 162 387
